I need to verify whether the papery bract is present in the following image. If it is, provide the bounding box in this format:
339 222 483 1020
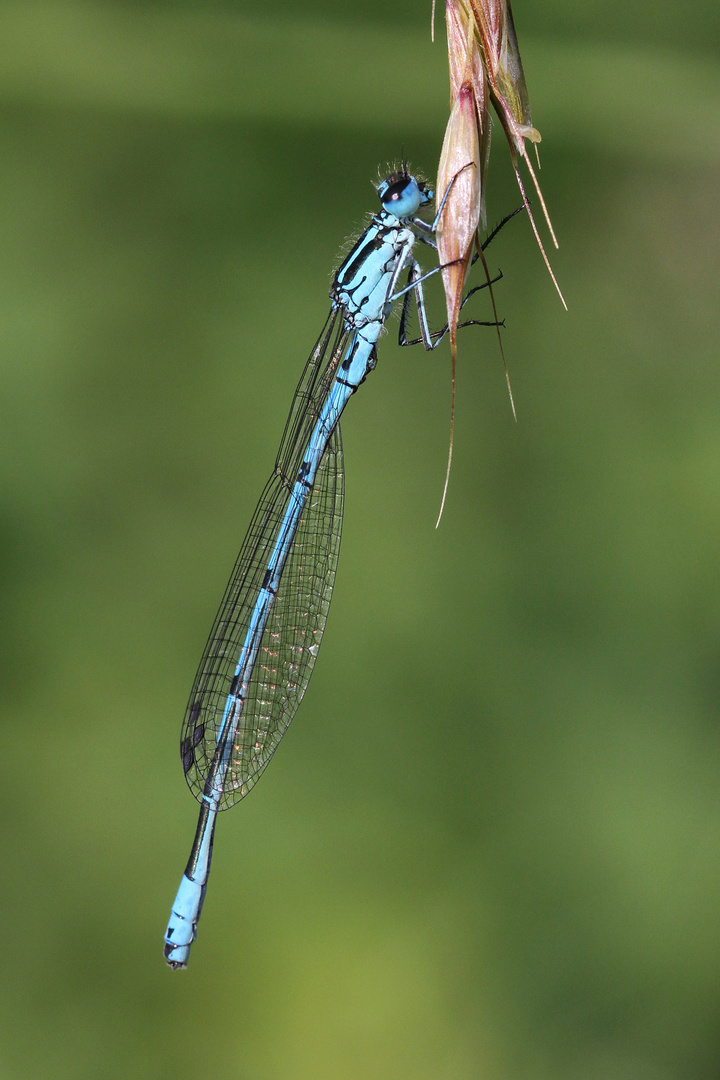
437 85 481 352
437 0 490 346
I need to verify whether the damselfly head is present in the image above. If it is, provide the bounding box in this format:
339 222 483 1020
377 172 433 219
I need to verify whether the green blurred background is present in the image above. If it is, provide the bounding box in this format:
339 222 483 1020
2 1 719 1077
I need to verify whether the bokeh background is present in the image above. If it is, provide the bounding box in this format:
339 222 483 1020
2 1 719 1077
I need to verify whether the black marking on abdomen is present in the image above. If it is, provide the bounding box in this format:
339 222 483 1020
297 460 313 488
261 568 278 594
341 339 360 371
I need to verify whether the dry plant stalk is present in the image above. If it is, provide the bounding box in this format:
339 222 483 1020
436 0 565 354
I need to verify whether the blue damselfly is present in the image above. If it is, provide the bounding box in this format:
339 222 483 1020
163 168 504 968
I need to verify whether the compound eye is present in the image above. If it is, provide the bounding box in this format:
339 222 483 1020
378 173 422 219
416 181 434 205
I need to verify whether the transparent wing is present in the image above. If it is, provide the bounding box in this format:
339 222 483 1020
276 310 349 482
179 311 348 810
